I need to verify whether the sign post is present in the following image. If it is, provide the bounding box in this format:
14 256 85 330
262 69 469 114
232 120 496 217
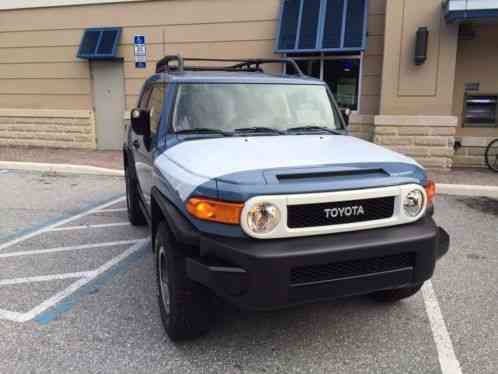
134 35 146 69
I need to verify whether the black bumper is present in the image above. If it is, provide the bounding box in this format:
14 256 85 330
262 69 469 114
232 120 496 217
186 217 449 310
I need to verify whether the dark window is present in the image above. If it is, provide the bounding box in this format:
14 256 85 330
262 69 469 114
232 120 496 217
323 59 360 111
464 94 498 128
278 0 301 50
77 27 122 60
298 0 321 50
296 60 320 79
322 0 344 49
344 0 366 48
147 84 166 136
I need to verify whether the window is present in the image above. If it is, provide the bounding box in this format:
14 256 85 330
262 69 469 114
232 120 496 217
147 84 166 136
324 59 360 110
290 57 362 111
173 84 341 133
464 94 498 128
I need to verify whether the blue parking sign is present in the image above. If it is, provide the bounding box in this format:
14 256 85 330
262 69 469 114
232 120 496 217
134 35 146 69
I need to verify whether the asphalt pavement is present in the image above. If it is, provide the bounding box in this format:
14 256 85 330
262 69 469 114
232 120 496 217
0 170 496 374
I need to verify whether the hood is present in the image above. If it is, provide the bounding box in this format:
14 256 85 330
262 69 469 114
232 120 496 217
163 135 421 181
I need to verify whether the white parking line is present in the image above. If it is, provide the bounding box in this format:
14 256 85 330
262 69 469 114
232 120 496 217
49 222 131 232
422 281 463 374
0 239 142 259
16 239 149 323
0 272 93 287
95 208 127 213
0 196 126 253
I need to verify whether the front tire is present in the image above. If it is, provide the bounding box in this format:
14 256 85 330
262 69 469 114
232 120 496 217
155 222 213 341
371 284 423 302
125 166 147 226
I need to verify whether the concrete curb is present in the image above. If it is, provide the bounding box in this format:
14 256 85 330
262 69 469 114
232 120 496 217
0 161 124 177
437 183 498 198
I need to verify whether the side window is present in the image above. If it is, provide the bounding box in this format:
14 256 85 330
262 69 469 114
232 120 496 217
138 86 152 109
147 84 166 136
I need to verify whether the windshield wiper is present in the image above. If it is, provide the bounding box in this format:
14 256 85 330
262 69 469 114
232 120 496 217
234 127 284 135
285 125 341 135
175 128 231 136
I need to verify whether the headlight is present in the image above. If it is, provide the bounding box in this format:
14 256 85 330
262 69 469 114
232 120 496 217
246 202 281 234
403 190 425 217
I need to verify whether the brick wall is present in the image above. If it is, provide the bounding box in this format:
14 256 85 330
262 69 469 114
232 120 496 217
0 109 96 149
373 115 458 169
348 114 375 141
453 137 495 168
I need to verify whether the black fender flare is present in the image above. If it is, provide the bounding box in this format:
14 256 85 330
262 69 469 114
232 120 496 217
150 188 200 247
123 145 137 179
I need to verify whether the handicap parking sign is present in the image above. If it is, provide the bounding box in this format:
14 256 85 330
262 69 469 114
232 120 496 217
134 35 146 69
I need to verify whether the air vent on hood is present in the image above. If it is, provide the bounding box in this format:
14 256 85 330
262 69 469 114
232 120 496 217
276 169 389 184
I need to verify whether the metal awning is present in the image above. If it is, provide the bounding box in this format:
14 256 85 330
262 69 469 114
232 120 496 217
445 0 498 23
275 0 368 54
77 27 122 60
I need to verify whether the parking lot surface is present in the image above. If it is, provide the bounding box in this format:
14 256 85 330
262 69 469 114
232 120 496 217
0 170 497 374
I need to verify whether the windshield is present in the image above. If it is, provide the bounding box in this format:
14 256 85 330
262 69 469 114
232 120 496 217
172 83 342 134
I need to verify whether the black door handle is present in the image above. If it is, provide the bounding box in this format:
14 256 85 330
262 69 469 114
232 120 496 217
132 140 140 149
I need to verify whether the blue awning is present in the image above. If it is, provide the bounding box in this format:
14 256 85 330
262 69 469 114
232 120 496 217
77 27 122 60
275 0 368 54
445 0 498 23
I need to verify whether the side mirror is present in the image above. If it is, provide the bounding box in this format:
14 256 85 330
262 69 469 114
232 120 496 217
341 108 352 126
130 108 150 136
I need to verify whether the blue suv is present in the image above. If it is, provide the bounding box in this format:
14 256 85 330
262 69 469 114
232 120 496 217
123 55 449 341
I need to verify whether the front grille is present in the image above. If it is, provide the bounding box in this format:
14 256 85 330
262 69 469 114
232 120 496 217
290 253 415 286
287 196 395 229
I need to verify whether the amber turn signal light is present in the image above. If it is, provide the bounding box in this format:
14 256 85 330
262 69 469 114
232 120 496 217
186 198 244 225
425 180 436 205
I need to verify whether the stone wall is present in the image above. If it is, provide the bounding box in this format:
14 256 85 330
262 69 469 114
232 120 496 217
373 115 458 169
0 109 96 149
348 114 375 141
453 137 495 168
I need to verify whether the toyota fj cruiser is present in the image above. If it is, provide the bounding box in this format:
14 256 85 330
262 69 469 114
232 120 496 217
123 55 449 341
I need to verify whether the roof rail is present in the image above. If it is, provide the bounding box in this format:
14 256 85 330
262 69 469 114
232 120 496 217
155 55 305 77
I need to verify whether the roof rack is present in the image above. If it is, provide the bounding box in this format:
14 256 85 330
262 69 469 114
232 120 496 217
155 55 305 77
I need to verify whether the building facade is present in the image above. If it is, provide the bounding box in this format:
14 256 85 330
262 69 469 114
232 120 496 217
0 0 497 169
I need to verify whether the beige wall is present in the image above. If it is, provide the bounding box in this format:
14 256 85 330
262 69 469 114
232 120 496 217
380 0 459 116
0 0 280 111
360 0 385 115
452 23 498 137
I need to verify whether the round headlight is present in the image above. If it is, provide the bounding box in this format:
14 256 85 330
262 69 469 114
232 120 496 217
404 190 425 217
246 203 281 234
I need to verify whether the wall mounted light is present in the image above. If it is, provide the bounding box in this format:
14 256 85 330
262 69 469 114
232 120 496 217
415 27 429 65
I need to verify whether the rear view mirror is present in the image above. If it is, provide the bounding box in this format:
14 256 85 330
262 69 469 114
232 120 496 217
131 108 150 136
341 108 352 126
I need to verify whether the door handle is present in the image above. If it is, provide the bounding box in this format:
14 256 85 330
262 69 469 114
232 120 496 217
132 140 140 149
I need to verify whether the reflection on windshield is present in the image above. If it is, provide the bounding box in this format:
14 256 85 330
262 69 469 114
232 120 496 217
173 84 340 133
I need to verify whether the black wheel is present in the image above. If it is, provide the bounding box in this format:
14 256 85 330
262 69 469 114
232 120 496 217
125 166 147 226
155 222 213 341
371 284 423 302
485 139 498 172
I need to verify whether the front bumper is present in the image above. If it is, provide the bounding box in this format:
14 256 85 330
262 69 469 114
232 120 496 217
186 217 449 310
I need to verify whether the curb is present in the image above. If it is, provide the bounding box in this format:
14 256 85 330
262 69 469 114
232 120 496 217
437 183 498 198
0 161 124 177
